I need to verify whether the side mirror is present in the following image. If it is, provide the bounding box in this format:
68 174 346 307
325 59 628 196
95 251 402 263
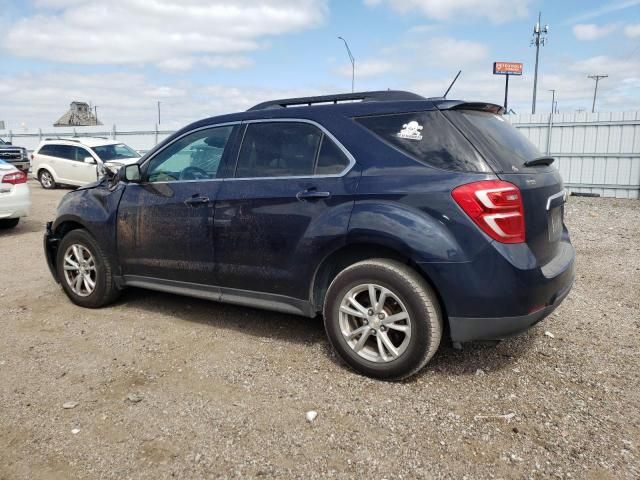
84 156 96 164
123 164 142 183
5 141 12 145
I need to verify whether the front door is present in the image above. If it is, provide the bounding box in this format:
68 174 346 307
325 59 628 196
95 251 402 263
117 124 237 285
214 120 358 301
55 145 98 185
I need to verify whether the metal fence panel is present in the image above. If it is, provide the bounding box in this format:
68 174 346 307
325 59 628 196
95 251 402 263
510 111 640 199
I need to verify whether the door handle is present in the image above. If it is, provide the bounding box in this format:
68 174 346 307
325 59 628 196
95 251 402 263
184 195 210 206
296 189 331 201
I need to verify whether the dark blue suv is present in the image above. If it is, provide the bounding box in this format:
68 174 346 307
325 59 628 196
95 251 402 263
44 91 575 380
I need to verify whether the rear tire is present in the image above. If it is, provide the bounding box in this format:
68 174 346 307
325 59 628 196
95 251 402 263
0 218 20 229
39 170 56 189
56 229 120 308
323 259 442 380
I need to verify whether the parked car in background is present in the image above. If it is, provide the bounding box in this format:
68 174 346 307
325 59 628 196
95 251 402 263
0 159 30 228
0 138 30 172
43 91 575 380
32 137 141 189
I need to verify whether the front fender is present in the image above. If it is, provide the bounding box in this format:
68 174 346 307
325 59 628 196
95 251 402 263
50 183 126 273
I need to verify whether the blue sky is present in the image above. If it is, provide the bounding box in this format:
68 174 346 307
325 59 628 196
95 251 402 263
1 0 639 129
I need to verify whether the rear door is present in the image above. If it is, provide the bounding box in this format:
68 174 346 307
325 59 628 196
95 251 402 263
213 120 358 301
444 109 566 265
116 124 238 285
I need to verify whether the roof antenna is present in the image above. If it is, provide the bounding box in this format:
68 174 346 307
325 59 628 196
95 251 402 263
443 70 462 98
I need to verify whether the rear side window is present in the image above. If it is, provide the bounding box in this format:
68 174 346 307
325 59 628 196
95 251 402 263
444 110 545 173
355 111 489 173
236 122 322 178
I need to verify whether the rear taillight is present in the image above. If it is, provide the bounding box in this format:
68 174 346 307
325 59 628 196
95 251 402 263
2 171 28 185
452 180 525 244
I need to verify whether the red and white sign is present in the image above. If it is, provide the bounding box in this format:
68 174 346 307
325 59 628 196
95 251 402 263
493 62 523 75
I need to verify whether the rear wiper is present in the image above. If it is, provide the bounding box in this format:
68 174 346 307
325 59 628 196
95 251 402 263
524 155 554 167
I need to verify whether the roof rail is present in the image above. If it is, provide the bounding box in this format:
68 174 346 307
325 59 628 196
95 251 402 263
248 90 426 111
43 136 109 142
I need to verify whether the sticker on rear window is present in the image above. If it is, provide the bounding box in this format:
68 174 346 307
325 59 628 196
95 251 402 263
397 121 423 141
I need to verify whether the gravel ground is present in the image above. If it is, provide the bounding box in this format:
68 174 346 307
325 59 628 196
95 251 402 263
1 182 638 479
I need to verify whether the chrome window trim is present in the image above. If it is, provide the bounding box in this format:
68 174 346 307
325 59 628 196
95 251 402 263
139 118 356 185
229 118 356 181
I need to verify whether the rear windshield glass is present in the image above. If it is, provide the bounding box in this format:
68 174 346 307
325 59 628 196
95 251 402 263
355 111 490 173
444 110 546 173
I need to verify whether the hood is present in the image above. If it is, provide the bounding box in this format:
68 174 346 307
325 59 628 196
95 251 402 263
104 157 140 167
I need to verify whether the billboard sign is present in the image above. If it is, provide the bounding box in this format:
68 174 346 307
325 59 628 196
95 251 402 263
493 62 523 75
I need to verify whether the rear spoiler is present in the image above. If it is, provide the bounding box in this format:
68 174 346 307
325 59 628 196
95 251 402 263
432 100 505 115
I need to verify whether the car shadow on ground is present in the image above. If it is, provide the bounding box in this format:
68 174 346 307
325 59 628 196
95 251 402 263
114 287 538 378
0 217 46 237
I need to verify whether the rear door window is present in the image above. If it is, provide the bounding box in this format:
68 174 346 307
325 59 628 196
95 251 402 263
55 145 76 161
235 122 322 178
355 111 490 173
444 110 549 173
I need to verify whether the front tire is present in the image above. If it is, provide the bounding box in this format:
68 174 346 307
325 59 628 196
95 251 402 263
56 229 120 308
0 218 20 229
323 259 442 380
39 170 56 189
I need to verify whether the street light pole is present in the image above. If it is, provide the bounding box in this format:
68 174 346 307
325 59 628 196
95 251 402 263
548 89 555 114
530 12 549 114
588 74 608 113
94 105 98 125
157 101 161 125
338 36 355 93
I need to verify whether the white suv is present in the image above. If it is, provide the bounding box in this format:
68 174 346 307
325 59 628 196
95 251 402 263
32 137 141 189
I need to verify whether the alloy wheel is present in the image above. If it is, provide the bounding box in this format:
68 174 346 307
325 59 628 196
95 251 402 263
338 283 412 363
63 244 97 297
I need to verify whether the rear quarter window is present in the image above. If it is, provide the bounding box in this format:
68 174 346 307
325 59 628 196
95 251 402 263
355 111 490 173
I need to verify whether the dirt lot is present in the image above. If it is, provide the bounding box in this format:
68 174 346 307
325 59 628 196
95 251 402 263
1 181 638 479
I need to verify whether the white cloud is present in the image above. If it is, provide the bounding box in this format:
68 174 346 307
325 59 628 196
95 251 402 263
625 23 640 37
364 0 531 23
563 0 640 25
336 59 395 78
3 0 327 70
572 23 617 41
335 36 488 82
0 71 331 132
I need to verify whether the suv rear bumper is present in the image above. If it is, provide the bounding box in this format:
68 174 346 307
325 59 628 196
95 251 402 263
447 275 573 342
417 236 576 342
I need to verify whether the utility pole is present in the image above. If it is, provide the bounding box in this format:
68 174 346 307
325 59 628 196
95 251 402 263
338 36 355 93
588 74 608 113
94 105 98 125
157 101 161 125
530 12 549 114
548 89 555 114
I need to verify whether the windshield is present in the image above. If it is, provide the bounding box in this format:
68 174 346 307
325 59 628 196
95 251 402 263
91 143 140 161
445 110 549 173
0 139 5 145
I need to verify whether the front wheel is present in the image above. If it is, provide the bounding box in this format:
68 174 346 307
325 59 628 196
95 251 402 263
56 229 120 308
323 259 442 380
